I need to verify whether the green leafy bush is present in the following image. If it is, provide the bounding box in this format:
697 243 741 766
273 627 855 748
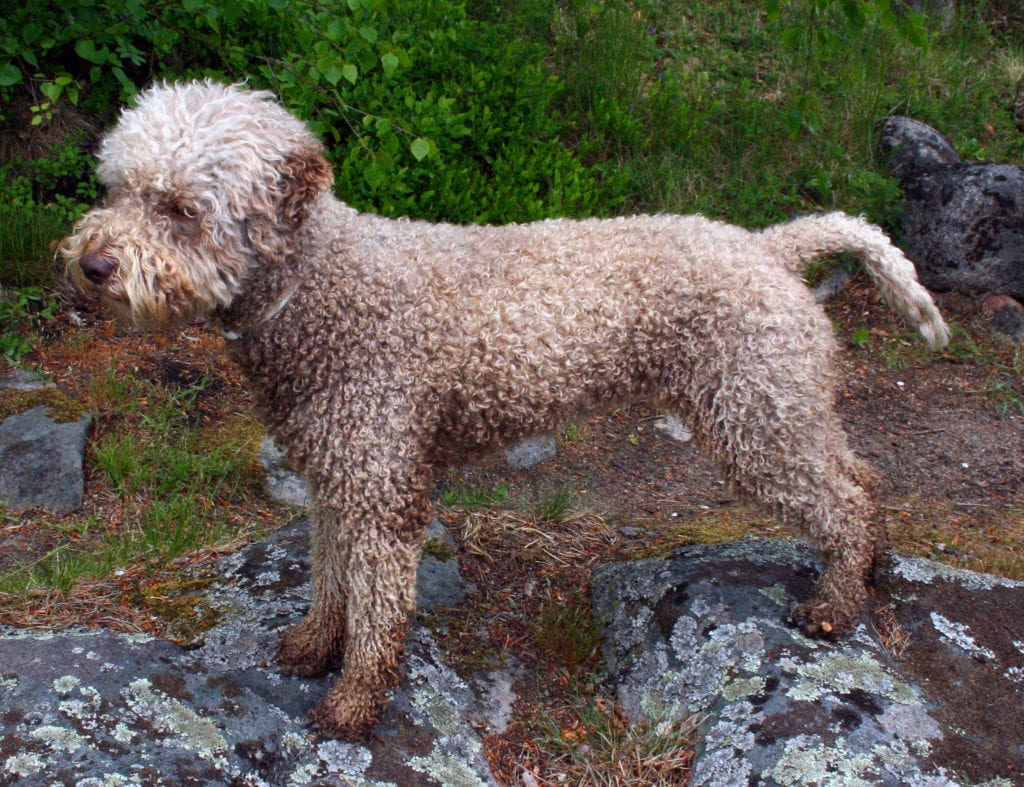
3 0 1023 239
2 0 616 226
0 286 59 362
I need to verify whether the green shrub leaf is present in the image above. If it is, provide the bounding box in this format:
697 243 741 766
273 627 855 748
0 62 21 87
410 137 432 161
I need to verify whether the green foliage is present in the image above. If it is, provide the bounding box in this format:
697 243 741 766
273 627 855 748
0 135 96 291
5 0 1024 230
850 326 872 348
2 0 614 224
0 286 58 363
440 481 513 510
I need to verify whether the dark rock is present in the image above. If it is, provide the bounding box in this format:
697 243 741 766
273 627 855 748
593 539 1024 785
878 115 961 177
878 116 1024 301
0 405 90 514
981 293 1024 341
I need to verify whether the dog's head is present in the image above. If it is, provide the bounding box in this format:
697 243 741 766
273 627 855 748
61 81 334 328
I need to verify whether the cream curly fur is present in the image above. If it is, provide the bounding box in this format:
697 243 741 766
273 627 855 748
62 81 950 739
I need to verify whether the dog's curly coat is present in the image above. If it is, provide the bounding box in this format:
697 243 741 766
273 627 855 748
62 81 950 738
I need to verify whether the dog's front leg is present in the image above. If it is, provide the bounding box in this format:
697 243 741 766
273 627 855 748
277 505 350 676
310 514 427 739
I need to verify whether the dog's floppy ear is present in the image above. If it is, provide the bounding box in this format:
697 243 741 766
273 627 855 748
246 146 334 261
277 146 334 229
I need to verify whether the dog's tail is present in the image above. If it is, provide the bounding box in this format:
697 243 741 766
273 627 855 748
761 212 950 350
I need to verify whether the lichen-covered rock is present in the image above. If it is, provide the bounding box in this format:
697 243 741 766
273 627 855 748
0 519 494 786
878 116 1024 301
593 539 1024 786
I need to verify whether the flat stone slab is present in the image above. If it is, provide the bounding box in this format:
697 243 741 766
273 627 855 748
0 519 494 786
593 539 1024 786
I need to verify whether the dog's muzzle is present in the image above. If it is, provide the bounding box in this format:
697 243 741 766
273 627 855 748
79 251 116 285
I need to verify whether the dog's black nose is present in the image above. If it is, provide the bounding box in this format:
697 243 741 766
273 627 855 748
79 251 115 285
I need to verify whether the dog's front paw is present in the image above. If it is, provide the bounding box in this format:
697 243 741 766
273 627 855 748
790 601 850 639
276 620 343 678
310 693 381 740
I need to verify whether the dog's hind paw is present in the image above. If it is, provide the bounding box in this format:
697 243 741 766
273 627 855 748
790 601 850 639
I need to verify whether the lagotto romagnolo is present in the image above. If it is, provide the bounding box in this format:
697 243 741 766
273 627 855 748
62 80 950 738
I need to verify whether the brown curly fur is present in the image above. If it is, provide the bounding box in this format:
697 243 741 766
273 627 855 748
61 81 949 739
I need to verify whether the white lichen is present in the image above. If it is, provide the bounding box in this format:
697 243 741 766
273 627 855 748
929 613 996 660
722 676 766 702
767 735 877 786
788 651 921 706
759 584 791 607
123 678 228 765
112 721 137 745
52 675 81 695
316 739 373 777
3 752 45 778
29 724 86 753
893 556 1024 591
410 684 462 735
409 753 489 787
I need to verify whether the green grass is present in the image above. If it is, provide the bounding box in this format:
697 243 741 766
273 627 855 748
530 487 577 524
0 370 265 598
440 481 514 509
0 286 59 363
532 689 697 784
491 0 1023 230
0 203 68 289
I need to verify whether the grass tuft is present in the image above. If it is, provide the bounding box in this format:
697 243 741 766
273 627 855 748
532 691 698 785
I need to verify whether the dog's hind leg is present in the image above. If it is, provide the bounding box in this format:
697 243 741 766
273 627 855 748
709 409 877 636
682 325 879 636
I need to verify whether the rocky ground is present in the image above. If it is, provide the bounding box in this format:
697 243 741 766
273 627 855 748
0 277 1022 784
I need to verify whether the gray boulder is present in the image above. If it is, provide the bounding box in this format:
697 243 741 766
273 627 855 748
878 115 1024 301
0 373 90 514
593 539 1024 785
259 436 312 507
981 293 1024 342
0 518 494 786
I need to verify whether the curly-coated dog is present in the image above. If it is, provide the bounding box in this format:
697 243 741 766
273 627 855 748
62 81 950 738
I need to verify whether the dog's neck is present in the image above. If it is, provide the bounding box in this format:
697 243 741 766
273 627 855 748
216 197 359 340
